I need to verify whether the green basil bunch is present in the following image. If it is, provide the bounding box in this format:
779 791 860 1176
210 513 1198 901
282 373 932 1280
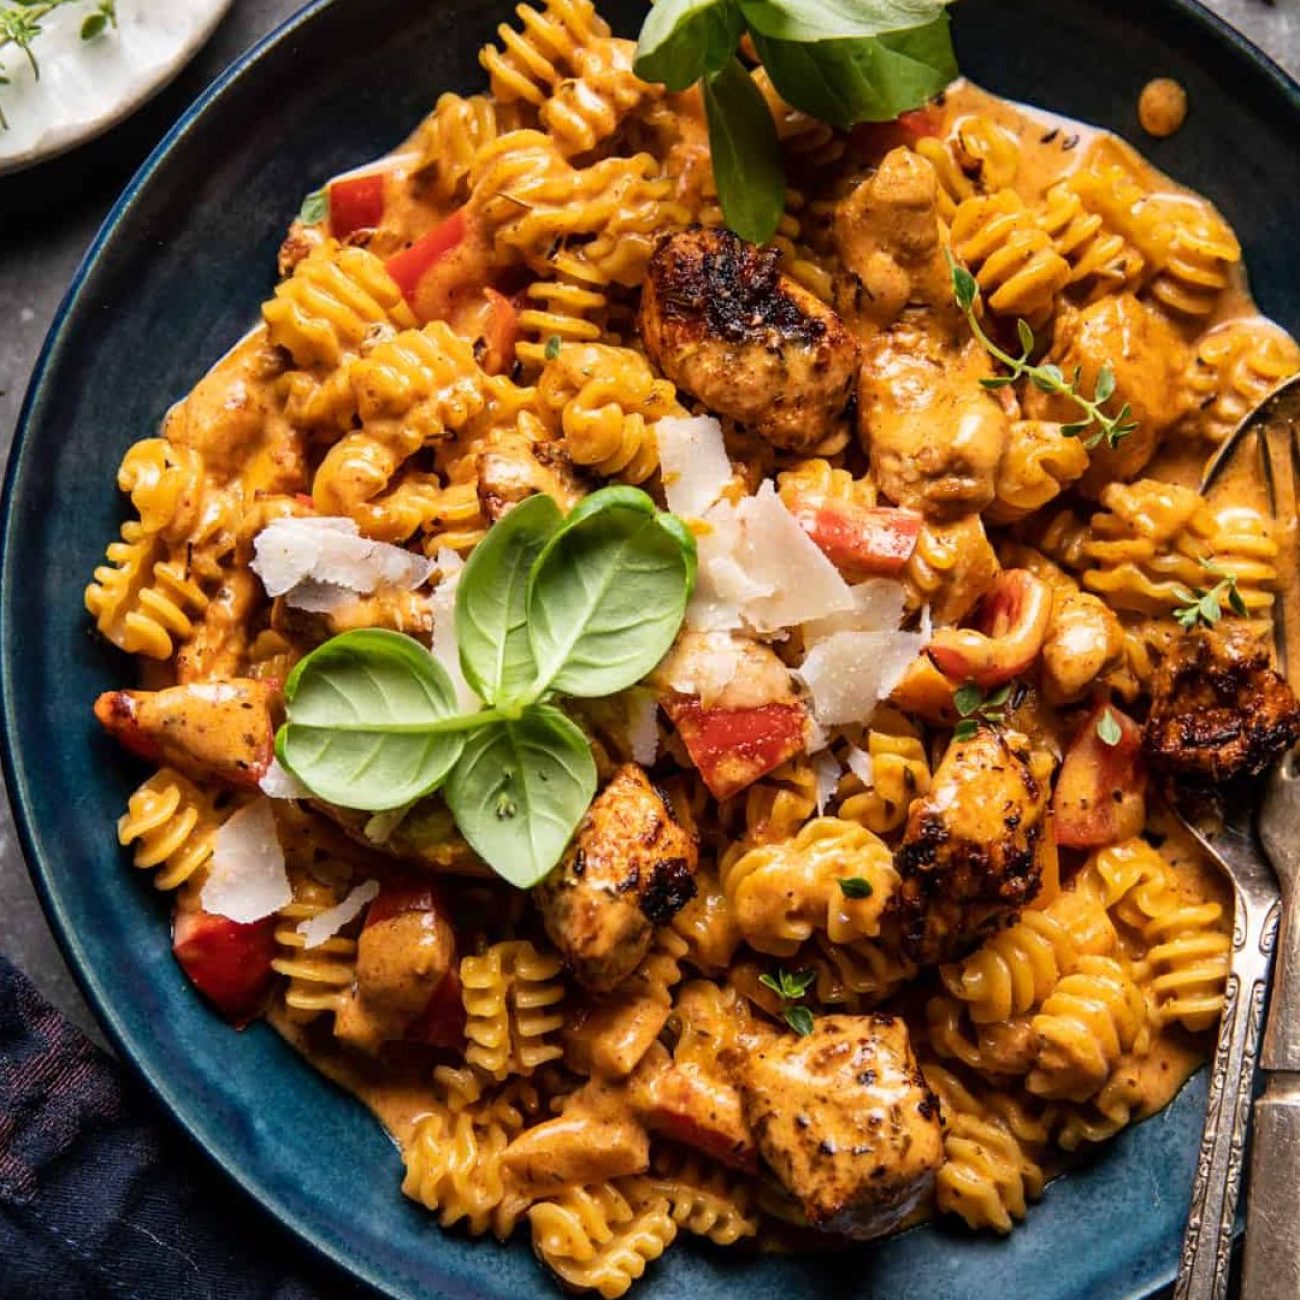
634 0 958 244
277 487 697 888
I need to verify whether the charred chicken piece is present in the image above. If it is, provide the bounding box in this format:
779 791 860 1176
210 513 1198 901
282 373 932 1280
639 227 859 453
475 428 586 522
736 1014 942 1240
94 678 277 788
1144 626 1300 783
535 764 698 992
893 728 1053 964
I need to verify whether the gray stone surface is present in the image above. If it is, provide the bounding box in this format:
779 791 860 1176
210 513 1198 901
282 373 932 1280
0 0 1297 1045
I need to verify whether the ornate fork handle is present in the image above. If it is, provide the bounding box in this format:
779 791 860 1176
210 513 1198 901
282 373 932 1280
1175 893 1279 1300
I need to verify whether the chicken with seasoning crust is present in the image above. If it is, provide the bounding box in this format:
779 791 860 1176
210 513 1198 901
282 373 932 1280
892 727 1054 964
733 1014 942 1240
639 227 860 453
535 763 698 992
1144 626 1300 783
833 148 1011 519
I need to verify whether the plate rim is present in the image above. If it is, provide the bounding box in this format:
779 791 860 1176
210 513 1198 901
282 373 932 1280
0 0 237 179
3 1 1297 1297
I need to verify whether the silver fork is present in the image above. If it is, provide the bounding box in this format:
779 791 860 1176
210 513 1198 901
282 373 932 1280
1173 375 1300 1300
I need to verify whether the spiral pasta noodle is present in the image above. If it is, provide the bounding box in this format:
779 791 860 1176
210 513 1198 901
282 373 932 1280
117 768 231 892
1180 317 1300 443
462 939 567 1080
271 870 359 1024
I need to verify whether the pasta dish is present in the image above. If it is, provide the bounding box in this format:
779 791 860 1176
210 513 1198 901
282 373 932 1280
83 0 1300 1293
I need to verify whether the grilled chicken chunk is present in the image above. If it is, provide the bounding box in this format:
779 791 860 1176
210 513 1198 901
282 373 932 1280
476 428 586 522
1145 626 1300 783
893 728 1053 964
639 227 859 453
1023 293 1191 495
857 312 1010 520
535 764 698 992
93 679 277 788
333 878 461 1054
833 146 960 332
736 1014 942 1239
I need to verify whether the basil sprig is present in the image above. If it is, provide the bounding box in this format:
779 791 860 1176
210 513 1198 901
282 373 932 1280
276 488 696 888
634 0 957 243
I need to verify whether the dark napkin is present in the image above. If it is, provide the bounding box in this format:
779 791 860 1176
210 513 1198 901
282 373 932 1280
0 951 380 1300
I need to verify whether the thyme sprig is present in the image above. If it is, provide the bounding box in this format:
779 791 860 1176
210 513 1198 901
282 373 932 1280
0 0 116 129
1174 564 1248 630
759 967 816 1036
952 681 1013 742
950 259 1139 451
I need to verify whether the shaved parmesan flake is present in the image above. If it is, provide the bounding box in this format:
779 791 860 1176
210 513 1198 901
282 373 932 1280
297 879 380 949
252 516 433 610
688 483 855 634
623 688 659 766
919 603 934 643
802 580 908 644
811 750 842 814
656 416 733 521
845 745 875 788
429 547 479 713
805 716 829 754
201 799 291 923
259 757 311 801
796 629 925 727
733 484 855 633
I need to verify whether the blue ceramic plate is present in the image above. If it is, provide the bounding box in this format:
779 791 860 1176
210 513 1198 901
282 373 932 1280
5 1 1298 1296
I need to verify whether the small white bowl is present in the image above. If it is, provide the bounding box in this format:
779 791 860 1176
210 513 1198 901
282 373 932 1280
0 0 233 176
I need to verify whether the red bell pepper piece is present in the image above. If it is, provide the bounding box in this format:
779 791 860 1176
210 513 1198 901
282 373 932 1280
793 501 921 579
328 172 386 239
1053 703 1147 850
479 287 520 375
172 907 277 1026
362 876 445 929
849 105 944 160
385 208 467 303
662 695 808 801
406 965 467 1051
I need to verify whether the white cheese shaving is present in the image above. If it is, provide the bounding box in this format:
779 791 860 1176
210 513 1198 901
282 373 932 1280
688 483 855 635
845 745 875 788
655 416 733 521
796 629 926 727
297 879 380 949
251 515 434 610
811 750 842 814
801 580 908 644
429 547 480 713
200 798 292 923
258 757 312 801
623 688 659 766
919 603 934 643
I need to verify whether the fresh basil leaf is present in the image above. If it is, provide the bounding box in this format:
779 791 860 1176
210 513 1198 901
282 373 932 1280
752 14 956 127
299 189 328 225
527 486 697 699
953 682 982 717
635 0 744 91
444 704 597 887
456 493 562 708
737 0 951 42
278 629 465 810
701 58 786 246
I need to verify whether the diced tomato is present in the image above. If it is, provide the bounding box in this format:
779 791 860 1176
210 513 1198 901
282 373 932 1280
792 500 921 579
642 1065 759 1173
1052 703 1147 850
385 208 467 303
172 907 276 1026
328 172 386 239
849 104 945 160
478 287 520 376
406 965 467 1051
662 696 808 801
363 876 446 929
927 570 1053 690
